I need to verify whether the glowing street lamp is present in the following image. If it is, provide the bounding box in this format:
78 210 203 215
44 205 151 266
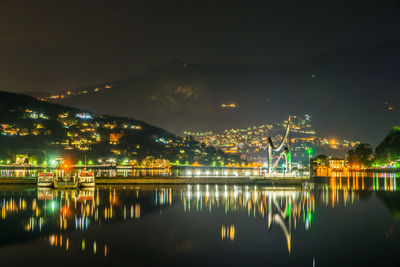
306 148 313 177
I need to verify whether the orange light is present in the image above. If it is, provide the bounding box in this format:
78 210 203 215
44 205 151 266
62 206 70 216
62 161 71 170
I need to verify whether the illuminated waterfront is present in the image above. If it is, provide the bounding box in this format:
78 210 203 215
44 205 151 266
0 167 264 179
0 174 400 266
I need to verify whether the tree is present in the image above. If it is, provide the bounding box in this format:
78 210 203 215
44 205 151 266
346 143 373 167
346 149 357 166
312 154 328 167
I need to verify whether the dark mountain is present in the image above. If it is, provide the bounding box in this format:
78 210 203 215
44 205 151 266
20 91 49 99
44 39 400 145
374 126 400 163
0 91 239 165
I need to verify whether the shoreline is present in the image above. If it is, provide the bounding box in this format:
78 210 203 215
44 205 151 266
0 177 307 185
96 177 307 185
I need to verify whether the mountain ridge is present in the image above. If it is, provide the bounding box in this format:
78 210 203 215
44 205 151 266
22 38 400 145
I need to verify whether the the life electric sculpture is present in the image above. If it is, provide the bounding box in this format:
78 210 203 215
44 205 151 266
267 117 292 175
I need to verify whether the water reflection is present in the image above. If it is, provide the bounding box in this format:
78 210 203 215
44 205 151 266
45 234 108 257
178 184 314 253
2 185 312 255
0 175 400 265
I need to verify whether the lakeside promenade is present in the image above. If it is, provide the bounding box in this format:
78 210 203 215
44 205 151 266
0 176 307 185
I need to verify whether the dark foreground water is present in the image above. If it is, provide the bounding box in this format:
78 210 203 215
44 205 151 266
0 175 399 266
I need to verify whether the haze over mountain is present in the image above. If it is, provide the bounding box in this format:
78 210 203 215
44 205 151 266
38 38 400 146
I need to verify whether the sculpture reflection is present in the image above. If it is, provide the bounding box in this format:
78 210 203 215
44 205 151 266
0 174 400 255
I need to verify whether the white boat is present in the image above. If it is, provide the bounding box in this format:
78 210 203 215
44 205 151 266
54 178 79 189
78 171 95 187
37 172 54 187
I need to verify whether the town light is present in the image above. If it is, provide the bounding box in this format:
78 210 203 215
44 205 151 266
62 162 70 170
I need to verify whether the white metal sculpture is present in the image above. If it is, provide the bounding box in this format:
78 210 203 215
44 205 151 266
267 117 291 174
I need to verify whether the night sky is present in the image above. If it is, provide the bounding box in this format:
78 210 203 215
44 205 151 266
1 0 400 93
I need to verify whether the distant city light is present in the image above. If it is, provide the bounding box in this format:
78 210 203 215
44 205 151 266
75 113 93 119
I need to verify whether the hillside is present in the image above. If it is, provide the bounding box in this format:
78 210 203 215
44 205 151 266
0 91 239 165
42 39 400 145
374 126 400 164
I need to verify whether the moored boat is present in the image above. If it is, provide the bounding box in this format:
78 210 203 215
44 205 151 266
53 174 79 189
37 172 54 187
53 178 79 189
78 171 95 187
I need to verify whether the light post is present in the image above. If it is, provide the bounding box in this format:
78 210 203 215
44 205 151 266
307 148 313 178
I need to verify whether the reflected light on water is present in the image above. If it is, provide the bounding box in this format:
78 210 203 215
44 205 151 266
0 173 400 264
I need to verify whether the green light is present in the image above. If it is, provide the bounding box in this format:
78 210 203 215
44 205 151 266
88 160 93 165
306 148 313 155
49 200 57 213
373 177 376 191
308 211 313 223
286 204 292 217
376 177 379 190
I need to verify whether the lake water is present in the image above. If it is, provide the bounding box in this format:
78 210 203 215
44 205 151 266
0 174 399 266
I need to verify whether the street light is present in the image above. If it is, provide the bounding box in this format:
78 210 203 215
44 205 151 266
306 148 313 178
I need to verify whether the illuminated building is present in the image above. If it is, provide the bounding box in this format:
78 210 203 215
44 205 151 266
15 154 29 165
140 156 170 168
109 131 124 145
186 115 360 164
220 103 237 108
329 159 346 170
